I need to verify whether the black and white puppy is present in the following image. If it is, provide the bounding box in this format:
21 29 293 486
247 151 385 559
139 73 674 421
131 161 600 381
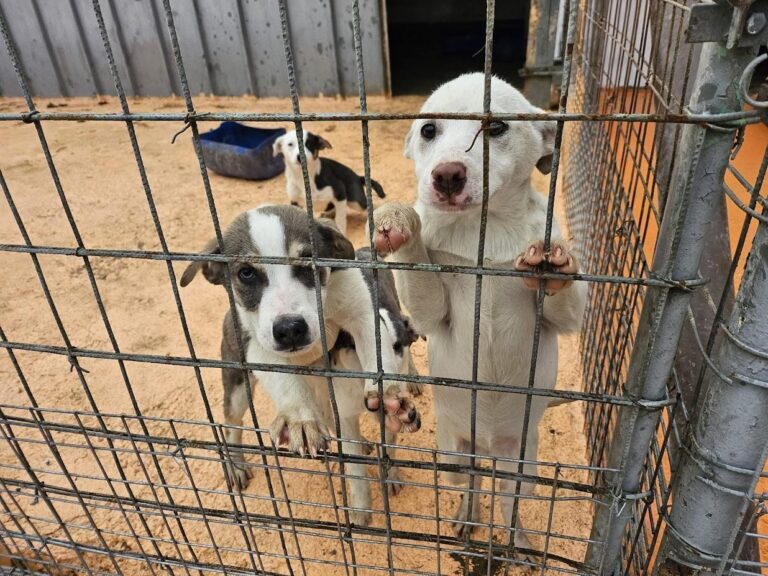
273 130 386 235
180 205 420 526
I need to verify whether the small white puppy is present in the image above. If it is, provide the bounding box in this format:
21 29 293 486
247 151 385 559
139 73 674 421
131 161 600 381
372 73 587 553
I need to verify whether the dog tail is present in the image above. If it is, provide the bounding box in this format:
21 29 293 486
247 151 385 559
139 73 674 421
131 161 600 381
360 177 386 198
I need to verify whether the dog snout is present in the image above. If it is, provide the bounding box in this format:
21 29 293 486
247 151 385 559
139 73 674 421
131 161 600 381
272 314 310 350
431 162 467 197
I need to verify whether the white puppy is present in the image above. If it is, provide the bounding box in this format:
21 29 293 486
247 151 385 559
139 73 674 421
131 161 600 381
372 73 587 553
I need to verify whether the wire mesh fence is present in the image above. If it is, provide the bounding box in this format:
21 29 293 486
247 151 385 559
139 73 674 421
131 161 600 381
0 0 766 575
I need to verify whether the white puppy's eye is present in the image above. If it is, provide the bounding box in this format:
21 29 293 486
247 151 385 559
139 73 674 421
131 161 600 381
489 121 508 137
288 142 294 147
420 123 437 140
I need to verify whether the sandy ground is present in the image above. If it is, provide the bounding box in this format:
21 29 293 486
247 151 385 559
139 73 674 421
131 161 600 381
0 93 764 575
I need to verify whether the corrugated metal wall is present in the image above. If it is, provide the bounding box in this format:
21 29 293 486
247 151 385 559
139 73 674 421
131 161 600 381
0 0 386 98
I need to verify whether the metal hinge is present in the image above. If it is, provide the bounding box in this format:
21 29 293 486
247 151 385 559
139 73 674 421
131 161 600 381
687 0 768 47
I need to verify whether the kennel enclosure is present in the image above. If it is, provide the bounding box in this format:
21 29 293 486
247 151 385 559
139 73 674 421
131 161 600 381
0 0 767 575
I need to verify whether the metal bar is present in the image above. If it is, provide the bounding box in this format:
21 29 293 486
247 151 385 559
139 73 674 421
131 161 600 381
463 0 496 563
0 109 761 123
87 2 247 571
0 241 705 288
585 36 760 575
0 336 670 407
507 0 578 566
349 1 392 569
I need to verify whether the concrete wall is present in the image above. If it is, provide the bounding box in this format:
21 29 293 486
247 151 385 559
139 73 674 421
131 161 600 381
0 0 386 98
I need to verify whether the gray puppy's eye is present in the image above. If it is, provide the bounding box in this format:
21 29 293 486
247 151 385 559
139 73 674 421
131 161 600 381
238 266 263 284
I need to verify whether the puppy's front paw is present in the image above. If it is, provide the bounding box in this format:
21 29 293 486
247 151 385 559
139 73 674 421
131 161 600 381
350 510 373 527
270 412 329 457
225 458 253 491
515 240 578 294
406 381 424 396
364 384 422 433
372 203 421 254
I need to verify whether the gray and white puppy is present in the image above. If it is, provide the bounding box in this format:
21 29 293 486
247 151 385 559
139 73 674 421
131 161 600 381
181 205 421 526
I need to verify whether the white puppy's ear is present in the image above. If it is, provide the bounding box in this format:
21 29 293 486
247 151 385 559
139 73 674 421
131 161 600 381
534 115 557 174
403 122 416 159
273 134 285 158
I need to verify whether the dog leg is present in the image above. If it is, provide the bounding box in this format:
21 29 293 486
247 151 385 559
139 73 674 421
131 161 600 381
497 432 539 564
327 269 422 434
383 428 403 496
405 349 423 396
328 367 374 527
222 367 254 491
287 183 304 208
321 202 336 219
372 203 448 334
338 414 373 527
334 199 348 235
435 426 479 538
256 364 329 457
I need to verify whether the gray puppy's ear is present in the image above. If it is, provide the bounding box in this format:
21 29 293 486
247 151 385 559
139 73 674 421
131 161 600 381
313 218 355 261
534 115 557 175
180 238 225 287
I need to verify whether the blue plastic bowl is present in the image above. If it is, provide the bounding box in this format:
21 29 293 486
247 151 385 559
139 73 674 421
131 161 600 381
200 122 286 180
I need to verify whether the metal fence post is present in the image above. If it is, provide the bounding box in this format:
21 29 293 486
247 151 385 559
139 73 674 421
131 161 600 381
584 33 759 576
654 160 768 573
647 2 735 477
523 0 562 108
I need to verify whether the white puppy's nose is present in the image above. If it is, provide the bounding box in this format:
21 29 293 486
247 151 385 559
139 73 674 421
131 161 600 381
431 162 467 197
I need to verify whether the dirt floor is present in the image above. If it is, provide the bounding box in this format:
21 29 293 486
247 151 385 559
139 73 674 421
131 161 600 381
0 93 764 575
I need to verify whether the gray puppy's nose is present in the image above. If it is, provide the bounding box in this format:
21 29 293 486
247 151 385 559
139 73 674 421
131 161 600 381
431 162 467 196
273 315 310 350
